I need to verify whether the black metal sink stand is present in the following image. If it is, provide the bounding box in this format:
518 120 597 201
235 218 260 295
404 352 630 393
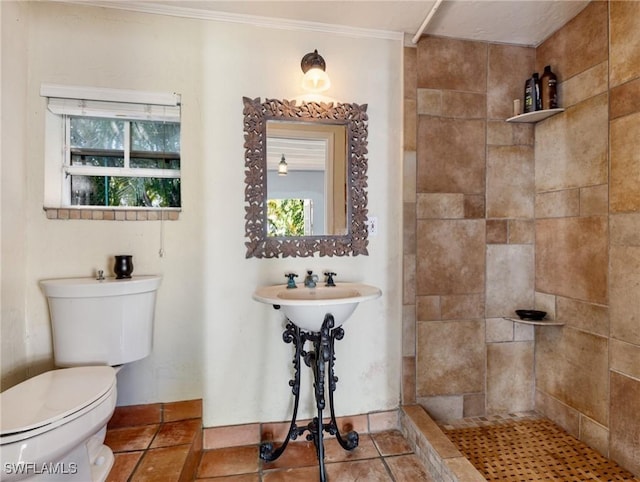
260 314 359 482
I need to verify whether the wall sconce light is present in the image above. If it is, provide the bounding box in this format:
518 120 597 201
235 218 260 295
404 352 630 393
278 154 288 176
301 49 331 93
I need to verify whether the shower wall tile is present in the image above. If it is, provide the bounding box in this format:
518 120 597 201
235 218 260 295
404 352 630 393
417 116 486 194
403 202 416 254
580 416 609 457
403 151 416 203
416 219 485 295
487 122 534 147
416 193 464 219
609 0 640 87
486 342 534 414
610 245 640 346
610 213 640 246
486 220 507 244
535 93 608 193
610 372 640 476
416 295 440 321
560 61 608 108
610 77 640 120
417 88 441 115
536 216 608 305
416 320 485 397
535 389 581 439
441 91 486 119
440 294 484 320
534 292 556 320
486 318 514 343
486 145 534 219
404 99 416 151
513 323 534 342
580 184 608 216
610 111 640 213
535 0 608 81
463 194 485 219
610 338 640 380
508 219 535 244
402 356 416 405
486 244 534 318
463 394 486 418
404 47 417 101
535 189 579 218
402 305 416 357
417 36 487 92
536 327 608 425
417 395 463 422
487 43 535 120
403 254 416 305
556 296 609 337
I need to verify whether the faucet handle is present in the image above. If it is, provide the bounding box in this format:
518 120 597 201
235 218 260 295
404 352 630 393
324 271 337 287
285 273 298 289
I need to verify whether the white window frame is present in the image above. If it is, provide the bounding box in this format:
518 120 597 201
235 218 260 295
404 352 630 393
41 83 181 209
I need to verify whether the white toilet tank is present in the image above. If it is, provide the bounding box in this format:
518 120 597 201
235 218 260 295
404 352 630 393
40 275 161 367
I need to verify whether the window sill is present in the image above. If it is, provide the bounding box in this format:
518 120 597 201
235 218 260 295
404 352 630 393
44 207 181 221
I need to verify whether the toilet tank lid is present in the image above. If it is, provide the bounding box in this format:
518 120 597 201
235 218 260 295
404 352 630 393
0 366 116 436
40 275 161 298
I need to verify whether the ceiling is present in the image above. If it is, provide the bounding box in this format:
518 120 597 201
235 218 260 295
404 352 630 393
104 0 591 46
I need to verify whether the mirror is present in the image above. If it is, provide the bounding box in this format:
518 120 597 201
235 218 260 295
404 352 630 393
266 121 347 237
243 97 369 258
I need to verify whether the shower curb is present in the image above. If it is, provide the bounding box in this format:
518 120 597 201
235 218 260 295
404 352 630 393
400 405 486 482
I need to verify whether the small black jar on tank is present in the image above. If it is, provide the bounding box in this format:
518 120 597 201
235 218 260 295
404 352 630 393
114 255 134 279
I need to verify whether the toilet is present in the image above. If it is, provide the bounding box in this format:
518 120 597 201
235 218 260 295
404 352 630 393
0 275 161 481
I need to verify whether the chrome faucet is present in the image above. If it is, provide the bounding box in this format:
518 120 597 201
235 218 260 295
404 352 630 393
304 270 319 288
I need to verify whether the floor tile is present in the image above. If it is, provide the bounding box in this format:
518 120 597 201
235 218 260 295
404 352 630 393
196 475 261 482
105 424 159 452
197 445 260 478
106 451 143 482
385 454 434 481
262 466 321 482
108 403 162 429
163 399 202 422
131 445 190 482
323 434 379 463
371 430 414 456
261 440 318 470
150 418 201 448
325 458 393 481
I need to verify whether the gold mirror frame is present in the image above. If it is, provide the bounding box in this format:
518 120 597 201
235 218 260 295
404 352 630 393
243 97 369 258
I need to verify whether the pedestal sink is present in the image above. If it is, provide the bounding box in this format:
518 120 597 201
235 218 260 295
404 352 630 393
253 281 381 482
253 282 381 332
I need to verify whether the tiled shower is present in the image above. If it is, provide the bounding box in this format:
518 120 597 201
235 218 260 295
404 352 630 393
402 1 640 477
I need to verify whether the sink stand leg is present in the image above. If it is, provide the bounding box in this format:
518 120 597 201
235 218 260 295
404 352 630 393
260 315 358 482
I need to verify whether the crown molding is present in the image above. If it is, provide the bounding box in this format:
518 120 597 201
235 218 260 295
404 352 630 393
61 1 404 41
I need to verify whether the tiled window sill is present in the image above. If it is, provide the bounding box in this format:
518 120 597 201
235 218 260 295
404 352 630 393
44 207 181 221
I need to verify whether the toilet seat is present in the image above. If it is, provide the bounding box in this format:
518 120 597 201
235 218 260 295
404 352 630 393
0 366 116 444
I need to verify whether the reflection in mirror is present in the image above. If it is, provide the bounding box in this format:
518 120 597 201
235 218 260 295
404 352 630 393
242 97 369 258
266 121 347 237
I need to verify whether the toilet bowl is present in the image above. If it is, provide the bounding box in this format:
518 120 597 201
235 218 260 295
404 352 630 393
0 275 161 481
0 367 117 481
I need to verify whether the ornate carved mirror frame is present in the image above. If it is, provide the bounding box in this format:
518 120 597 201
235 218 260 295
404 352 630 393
243 97 369 258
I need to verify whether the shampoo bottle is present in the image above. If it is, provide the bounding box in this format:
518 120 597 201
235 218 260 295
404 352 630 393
524 73 541 113
541 65 558 109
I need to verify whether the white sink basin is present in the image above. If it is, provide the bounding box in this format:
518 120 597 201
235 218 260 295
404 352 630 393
253 282 381 332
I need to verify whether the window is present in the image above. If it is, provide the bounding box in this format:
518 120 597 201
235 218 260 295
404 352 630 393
41 84 181 212
267 198 313 236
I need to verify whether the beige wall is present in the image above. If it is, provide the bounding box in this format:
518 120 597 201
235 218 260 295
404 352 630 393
404 0 640 476
0 1 403 429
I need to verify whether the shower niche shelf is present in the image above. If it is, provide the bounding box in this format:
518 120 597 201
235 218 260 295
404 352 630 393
506 108 564 123
504 317 565 326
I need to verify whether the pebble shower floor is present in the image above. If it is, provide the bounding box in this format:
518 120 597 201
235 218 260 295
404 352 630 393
440 414 639 481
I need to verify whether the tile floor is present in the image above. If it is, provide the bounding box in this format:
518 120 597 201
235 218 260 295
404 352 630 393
104 400 432 481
